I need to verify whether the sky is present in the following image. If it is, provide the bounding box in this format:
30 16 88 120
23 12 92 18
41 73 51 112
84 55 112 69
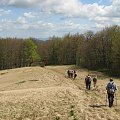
0 0 120 38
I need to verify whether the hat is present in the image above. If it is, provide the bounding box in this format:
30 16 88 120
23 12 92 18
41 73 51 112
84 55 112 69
110 78 113 82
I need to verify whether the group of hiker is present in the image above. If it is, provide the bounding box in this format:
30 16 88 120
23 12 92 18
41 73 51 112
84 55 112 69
84 75 118 107
67 70 118 108
85 75 97 90
67 70 77 80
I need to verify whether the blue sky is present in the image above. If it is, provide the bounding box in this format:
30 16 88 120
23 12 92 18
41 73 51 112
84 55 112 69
0 0 120 38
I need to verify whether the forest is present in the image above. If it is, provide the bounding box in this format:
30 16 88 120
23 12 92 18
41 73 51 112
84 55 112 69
0 25 120 76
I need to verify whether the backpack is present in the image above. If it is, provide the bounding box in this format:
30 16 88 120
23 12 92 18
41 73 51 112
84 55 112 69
86 76 91 83
93 77 97 82
107 82 115 94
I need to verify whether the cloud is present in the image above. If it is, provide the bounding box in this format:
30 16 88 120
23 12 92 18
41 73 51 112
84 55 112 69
112 18 120 23
0 19 15 31
37 1 106 19
8 0 41 7
95 23 107 28
0 0 120 38
0 0 119 20
104 5 120 18
0 0 105 17
62 21 80 30
0 0 49 7
17 17 27 24
111 0 120 6
23 12 35 18
0 9 11 16
0 17 56 32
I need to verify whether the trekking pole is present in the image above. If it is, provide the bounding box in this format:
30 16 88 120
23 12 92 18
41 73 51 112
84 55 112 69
105 93 108 106
105 94 108 106
115 92 117 106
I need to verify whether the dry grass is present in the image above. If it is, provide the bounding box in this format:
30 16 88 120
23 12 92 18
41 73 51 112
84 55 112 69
0 66 120 120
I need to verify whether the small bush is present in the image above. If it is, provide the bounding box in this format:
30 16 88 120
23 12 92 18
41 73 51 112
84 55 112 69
56 116 60 120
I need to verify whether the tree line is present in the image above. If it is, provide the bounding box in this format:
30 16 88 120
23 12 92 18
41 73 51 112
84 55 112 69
0 38 40 69
0 25 120 76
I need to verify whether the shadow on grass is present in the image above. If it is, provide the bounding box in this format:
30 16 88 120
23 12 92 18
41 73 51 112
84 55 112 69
0 72 8 75
15 79 39 85
89 104 107 108
29 80 39 82
16 80 26 84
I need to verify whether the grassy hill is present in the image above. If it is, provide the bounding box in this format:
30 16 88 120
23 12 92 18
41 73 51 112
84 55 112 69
0 66 120 120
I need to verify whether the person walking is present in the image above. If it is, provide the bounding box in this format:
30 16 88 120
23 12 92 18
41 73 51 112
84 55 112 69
73 70 77 80
67 70 70 78
85 75 92 90
93 76 97 88
106 78 117 107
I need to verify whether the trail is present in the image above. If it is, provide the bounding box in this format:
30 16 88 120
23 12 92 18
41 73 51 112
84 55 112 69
46 65 120 120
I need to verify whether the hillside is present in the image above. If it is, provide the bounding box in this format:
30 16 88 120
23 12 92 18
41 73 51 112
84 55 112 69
0 66 120 120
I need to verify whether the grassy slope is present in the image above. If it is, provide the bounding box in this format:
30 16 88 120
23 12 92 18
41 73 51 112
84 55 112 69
0 65 120 120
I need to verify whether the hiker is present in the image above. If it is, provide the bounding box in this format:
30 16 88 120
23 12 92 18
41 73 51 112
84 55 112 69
67 70 70 78
69 70 74 78
85 75 92 90
67 70 74 78
93 76 97 88
73 70 77 80
106 78 117 107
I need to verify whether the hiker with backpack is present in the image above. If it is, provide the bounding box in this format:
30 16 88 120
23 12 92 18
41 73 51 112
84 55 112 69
67 70 70 78
106 78 117 107
67 70 74 79
93 76 97 88
73 70 77 80
85 75 92 90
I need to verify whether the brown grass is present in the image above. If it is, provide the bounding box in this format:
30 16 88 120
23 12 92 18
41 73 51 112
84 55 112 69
0 66 120 120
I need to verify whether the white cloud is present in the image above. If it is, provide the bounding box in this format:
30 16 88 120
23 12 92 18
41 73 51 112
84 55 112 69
18 20 54 30
111 0 120 6
17 17 27 24
112 18 120 23
0 0 120 38
0 0 119 20
52 21 95 33
0 17 56 31
23 12 35 18
63 21 80 30
90 16 109 23
0 9 11 16
0 19 15 31
0 0 105 17
36 21 55 29
95 23 106 28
